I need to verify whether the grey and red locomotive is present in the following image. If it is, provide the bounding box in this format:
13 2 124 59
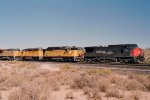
84 44 144 63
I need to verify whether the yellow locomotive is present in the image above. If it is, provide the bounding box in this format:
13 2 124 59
22 48 43 60
43 46 85 62
0 49 22 60
0 47 85 62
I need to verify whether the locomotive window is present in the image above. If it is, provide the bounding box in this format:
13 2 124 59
85 48 94 52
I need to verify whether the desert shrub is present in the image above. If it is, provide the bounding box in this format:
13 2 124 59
109 74 128 90
0 70 10 84
9 82 51 100
14 62 39 70
58 71 79 85
144 48 150 63
128 74 150 91
60 64 73 70
25 63 39 69
128 91 141 100
0 69 34 89
86 68 112 75
125 79 146 91
109 74 123 84
60 63 79 73
0 66 61 91
128 74 144 82
71 74 109 99
0 69 24 90
0 92 2 99
0 66 53 88
106 88 123 98
83 87 101 100
97 78 110 92
71 71 111 96
71 75 96 89
24 69 50 81
31 71 60 91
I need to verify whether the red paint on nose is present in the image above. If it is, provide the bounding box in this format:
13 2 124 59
130 48 144 57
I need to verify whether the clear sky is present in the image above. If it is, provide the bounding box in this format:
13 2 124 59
0 0 150 49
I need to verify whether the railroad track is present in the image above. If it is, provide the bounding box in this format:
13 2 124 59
73 62 150 74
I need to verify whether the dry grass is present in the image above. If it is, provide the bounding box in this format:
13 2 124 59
9 82 51 100
60 63 80 73
86 68 112 75
69 67 150 99
128 91 141 100
0 92 2 99
106 88 123 98
71 74 109 99
8 70 60 100
125 79 146 91
71 75 95 89
0 62 60 100
0 61 149 100
128 74 150 91
144 48 150 63
83 87 101 100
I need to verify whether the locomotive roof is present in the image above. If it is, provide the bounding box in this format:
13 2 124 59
85 44 138 48
108 44 138 47
6 48 20 51
47 46 83 50
23 47 43 51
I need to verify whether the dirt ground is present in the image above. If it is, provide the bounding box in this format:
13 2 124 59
0 61 150 100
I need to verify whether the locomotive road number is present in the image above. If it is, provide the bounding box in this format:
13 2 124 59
96 51 113 54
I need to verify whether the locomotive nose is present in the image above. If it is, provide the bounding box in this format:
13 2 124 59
130 48 144 57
